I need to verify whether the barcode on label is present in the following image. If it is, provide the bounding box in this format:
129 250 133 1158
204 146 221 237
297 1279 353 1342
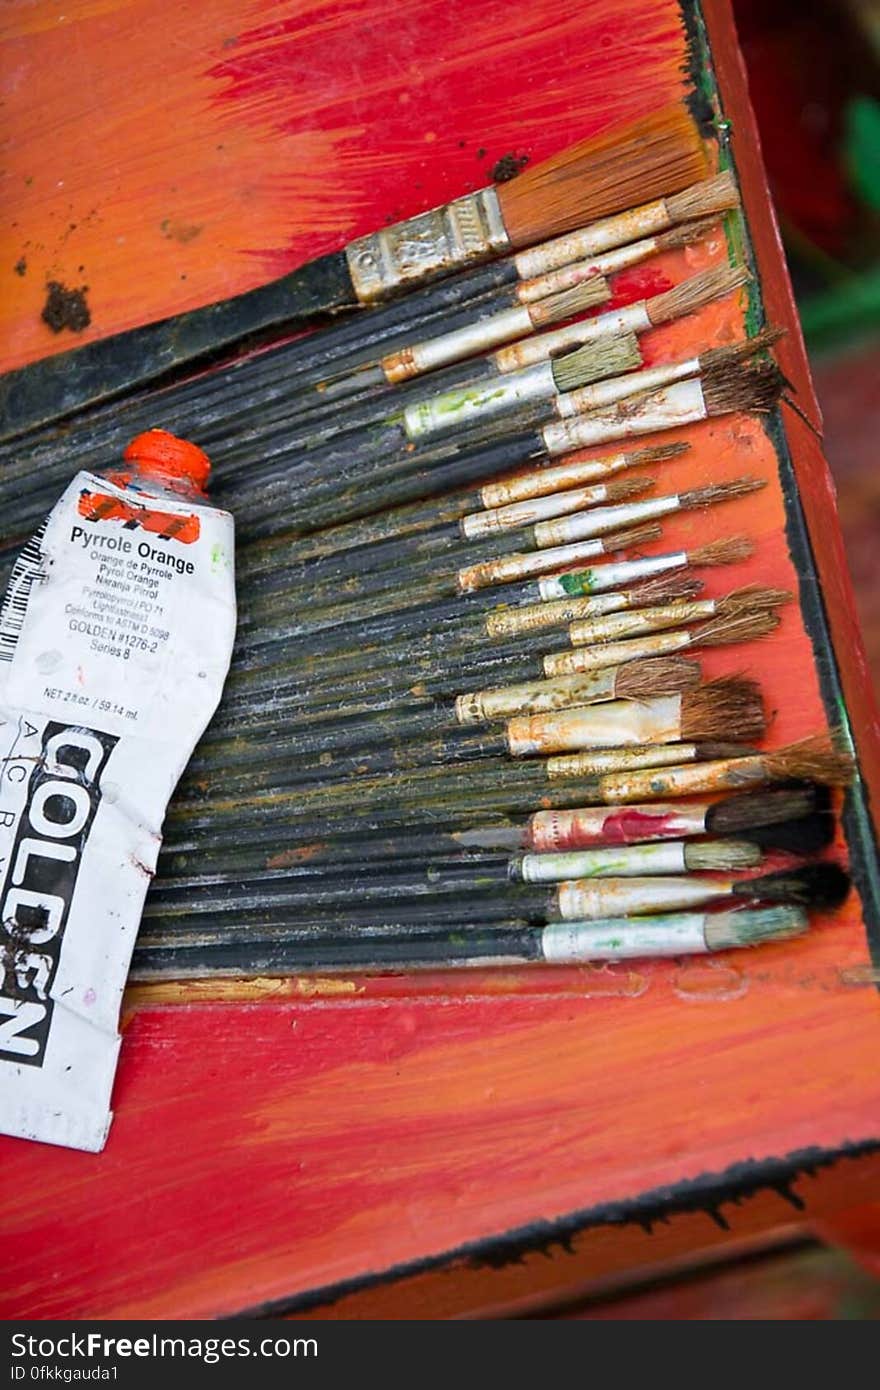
0 521 48 663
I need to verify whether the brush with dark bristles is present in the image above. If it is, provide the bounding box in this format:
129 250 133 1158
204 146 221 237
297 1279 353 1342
189 659 703 788
153 791 832 888
130 905 808 978
176 678 765 813
165 738 842 851
0 106 708 439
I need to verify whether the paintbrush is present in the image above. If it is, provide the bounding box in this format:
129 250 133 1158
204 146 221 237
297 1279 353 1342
154 802 834 890
140 857 849 924
542 608 781 678
198 660 704 785
554 582 792 647
0 104 708 438
129 905 810 977
176 682 766 816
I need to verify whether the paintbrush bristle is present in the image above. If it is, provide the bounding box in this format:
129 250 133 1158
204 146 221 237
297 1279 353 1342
530 277 610 326
704 904 809 951
687 839 762 871
762 735 855 786
743 813 836 855
679 477 766 510
664 169 740 223
734 862 851 910
689 609 780 648
717 584 793 612
647 263 750 326
604 475 656 503
614 657 701 699
707 786 822 835
688 535 754 568
627 573 705 605
552 333 642 393
699 326 786 372
600 521 663 552
680 677 766 742
497 104 708 249
628 441 691 467
702 359 787 416
656 216 725 252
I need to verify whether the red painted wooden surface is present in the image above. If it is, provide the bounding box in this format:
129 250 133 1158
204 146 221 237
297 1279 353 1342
0 0 878 1318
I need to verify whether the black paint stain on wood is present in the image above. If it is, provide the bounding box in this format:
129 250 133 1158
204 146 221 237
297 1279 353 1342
41 281 91 334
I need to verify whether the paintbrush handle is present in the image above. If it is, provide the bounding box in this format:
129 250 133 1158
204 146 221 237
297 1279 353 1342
0 252 358 441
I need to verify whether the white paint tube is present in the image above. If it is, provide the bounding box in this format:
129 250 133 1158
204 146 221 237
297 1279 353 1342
0 430 236 1153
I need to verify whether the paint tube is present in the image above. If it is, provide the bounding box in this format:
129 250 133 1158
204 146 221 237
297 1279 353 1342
0 430 236 1152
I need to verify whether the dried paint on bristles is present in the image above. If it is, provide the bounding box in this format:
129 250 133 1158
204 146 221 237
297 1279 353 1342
614 657 701 699
705 905 809 951
680 677 766 743
498 104 708 249
529 277 610 326
689 609 781 649
686 840 761 871
664 169 740 223
744 814 835 855
734 863 851 910
678 477 766 510
702 359 787 416
551 332 642 394
707 785 825 835
628 441 691 467
762 734 855 786
647 263 750 326
688 535 754 568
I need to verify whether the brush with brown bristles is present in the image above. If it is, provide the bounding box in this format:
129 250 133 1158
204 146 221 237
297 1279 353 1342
560 582 792 648
1 104 708 438
542 607 782 677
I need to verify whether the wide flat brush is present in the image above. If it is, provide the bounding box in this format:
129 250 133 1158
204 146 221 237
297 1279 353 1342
0 103 707 437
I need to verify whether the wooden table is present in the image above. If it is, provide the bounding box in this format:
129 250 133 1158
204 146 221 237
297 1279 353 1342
1 0 879 1319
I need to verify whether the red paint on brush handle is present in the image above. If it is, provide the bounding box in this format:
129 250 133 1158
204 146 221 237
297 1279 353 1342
528 804 704 850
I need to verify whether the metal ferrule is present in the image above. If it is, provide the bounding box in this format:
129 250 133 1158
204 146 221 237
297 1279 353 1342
519 841 689 883
484 591 632 639
480 450 630 509
543 631 693 677
537 552 687 602
527 802 710 852
382 304 534 383
461 482 613 541
505 695 682 757
346 187 510 303
492 302 652 374
541 913 709 963
517 235 663 305
546 744 699 780
454 667 618 726
542 378 707 453
513 200 670 280
556 357 700 419
404 361 555 440
457 535 609 594
568 600 716 646
597 754 766 803
555 875 731 921
534 495 678 550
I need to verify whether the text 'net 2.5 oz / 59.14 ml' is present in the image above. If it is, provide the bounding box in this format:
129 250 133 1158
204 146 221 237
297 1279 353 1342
0 430 236 1152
